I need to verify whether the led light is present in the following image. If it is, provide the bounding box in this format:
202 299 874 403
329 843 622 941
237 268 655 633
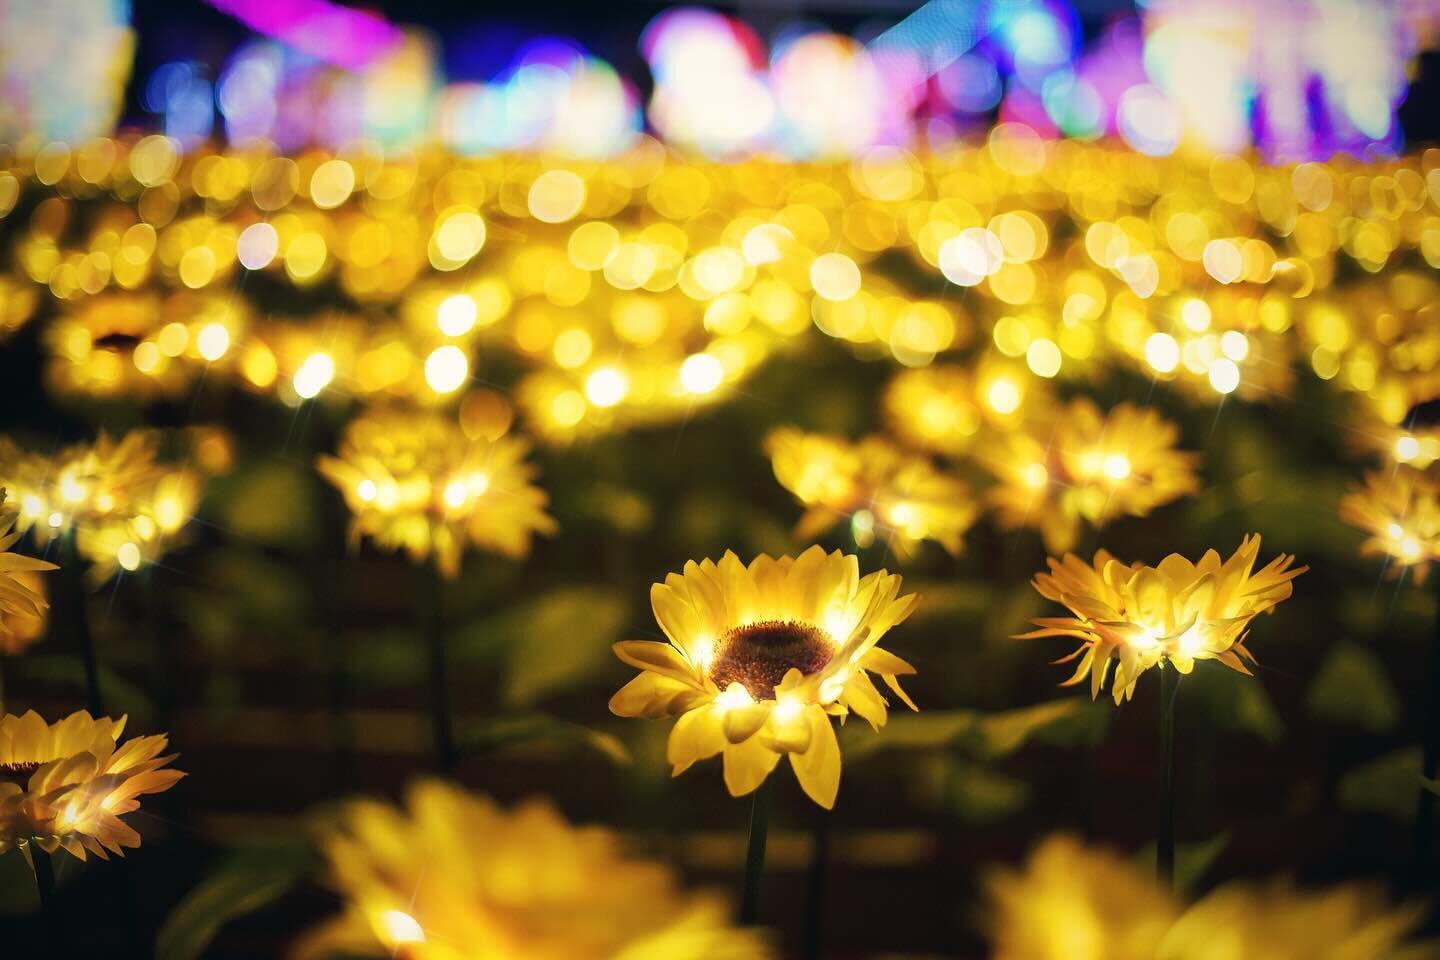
117 542 142 572
294 352 335 399
679 353 723 394
585 367 629 408
425 345 469 394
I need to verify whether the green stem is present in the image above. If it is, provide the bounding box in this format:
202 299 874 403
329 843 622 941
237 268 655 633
31 843 53 910
1158 664 1177 888
418 559 455 774
1412 574 1440 889
739 778 773 925
802 804 832 960
61 531 102 716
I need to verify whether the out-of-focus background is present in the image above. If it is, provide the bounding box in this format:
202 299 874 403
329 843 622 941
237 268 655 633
3 0 1440 957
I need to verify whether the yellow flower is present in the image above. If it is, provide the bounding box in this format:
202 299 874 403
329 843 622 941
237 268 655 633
1340 467 1440 583
293 779 773 960
0 431 200 582
985 399 1200 553
1017 535 1305 703
766 428 976 556
882 365 984 455
1157 880 1431 960
985 835 1179 960
0 710 184 861
318 408 557 579
0 491 57 652
609 547 919 808
987 835 1434 960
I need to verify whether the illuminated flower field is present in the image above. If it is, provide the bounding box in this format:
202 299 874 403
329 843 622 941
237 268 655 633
3 0 1440 957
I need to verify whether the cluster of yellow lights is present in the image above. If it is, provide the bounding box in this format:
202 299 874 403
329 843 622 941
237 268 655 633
1340 466 1440 583
2 135 1439 443
0 429 223 583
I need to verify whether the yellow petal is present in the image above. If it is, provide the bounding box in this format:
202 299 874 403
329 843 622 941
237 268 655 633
612 640 697 684
722 736 781 797
667 707 726 776
609 672 701 718
790 710 840 809
722 703 771 744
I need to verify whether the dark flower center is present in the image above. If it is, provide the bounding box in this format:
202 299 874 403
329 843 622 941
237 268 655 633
0 761 40 787
708 619 834 700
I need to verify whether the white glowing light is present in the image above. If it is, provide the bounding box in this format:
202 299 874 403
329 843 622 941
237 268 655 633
1145 333 1180 373
357 479 377 503
1208 357 1241 394
197 322 230 361
293 352 335 399
772 697 804 724
1102 453 1132 481
680 353 724 395
715 684 754 711
443 478 468 509
376 909 426 946
1395 436 1420 463
425 345 469 394
437 293 478 336
585 367 629 408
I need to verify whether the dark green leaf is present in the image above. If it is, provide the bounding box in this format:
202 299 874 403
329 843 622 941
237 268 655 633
1339 746 1422 823
1306 641 1400 733
458 713 630 765
155 841 315 960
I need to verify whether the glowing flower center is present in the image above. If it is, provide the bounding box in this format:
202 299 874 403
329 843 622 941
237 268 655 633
0 760 41 786
708 619 834 700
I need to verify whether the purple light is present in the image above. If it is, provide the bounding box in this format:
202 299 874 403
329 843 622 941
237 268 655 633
205 0 403 72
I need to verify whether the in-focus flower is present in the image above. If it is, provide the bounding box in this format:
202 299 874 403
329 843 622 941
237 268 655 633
985 835 1179 960
1017 535 1305 703
986 835 1434 960
766 428 975 556
318 408 557 578
0 491 56 652
609 547 919 808
293 779 773 960
0 710 184 860
1340 467 1440 583
985 400 1200 554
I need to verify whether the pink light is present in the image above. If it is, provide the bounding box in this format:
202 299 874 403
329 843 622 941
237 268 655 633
205 0 403 72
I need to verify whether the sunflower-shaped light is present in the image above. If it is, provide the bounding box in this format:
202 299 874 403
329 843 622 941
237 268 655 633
0 431 202 581
1339 467 1440 583
986 400 1200 554
0 710 183 860
766 428 976 557
1017 535 1305 703
609 547 919 808
318 408 557 578
1 490 56 653
882 365 984 456
986 835 1432 960
985 835 1179 960
293 779 773 960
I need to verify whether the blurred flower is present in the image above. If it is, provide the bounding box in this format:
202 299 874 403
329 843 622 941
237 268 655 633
293 779 772 960
766 428 976 557
0 431 202 583
985 400 1200 554
609 546 918 808
318 408 556 578
986 835 1434 960
0 710 183 861
0 491 56 653
1340 467 1440 583
1018 535 1305 703
883 365 984 456
986 835 1179 960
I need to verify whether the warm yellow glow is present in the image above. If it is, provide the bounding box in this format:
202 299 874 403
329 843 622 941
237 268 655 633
1102 453 1132 481
772 697 804 725
679 353 724 395
987 377 1021 415
714 684 754 711
1026 338 1062 378
585 367 629 408
437 293 478 337
375 909 426 946
117 542 142 572
60 475 87 503
357 479 377 503
443 478 468 509
294 352 335 400
1023 463 1048 489
1145 332 1180 373
425 345 469 394
1395 435 1421 463
196 322 230 362
1208 357 1241 394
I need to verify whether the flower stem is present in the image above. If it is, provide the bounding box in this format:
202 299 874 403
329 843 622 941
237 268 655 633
802 804 832 960
418 559 456 774
1158 663 1178 888
739 778 774 925
1412 574 1440 889
60 531 102 716
31 844 54 910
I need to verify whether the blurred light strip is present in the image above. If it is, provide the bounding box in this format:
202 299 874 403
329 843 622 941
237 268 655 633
204 0 403 71
867 0 989 76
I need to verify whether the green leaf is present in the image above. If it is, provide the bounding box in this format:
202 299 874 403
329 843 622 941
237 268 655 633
458 713 631 765
209 461 323 552
941 761 1030 822
155 841 315 960
1339 746 1423 823
841 698 1099 761
18 657 157 726
451 587 627 706
0 847 40 916
1306 641 1400 733
1134 833 1229 894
